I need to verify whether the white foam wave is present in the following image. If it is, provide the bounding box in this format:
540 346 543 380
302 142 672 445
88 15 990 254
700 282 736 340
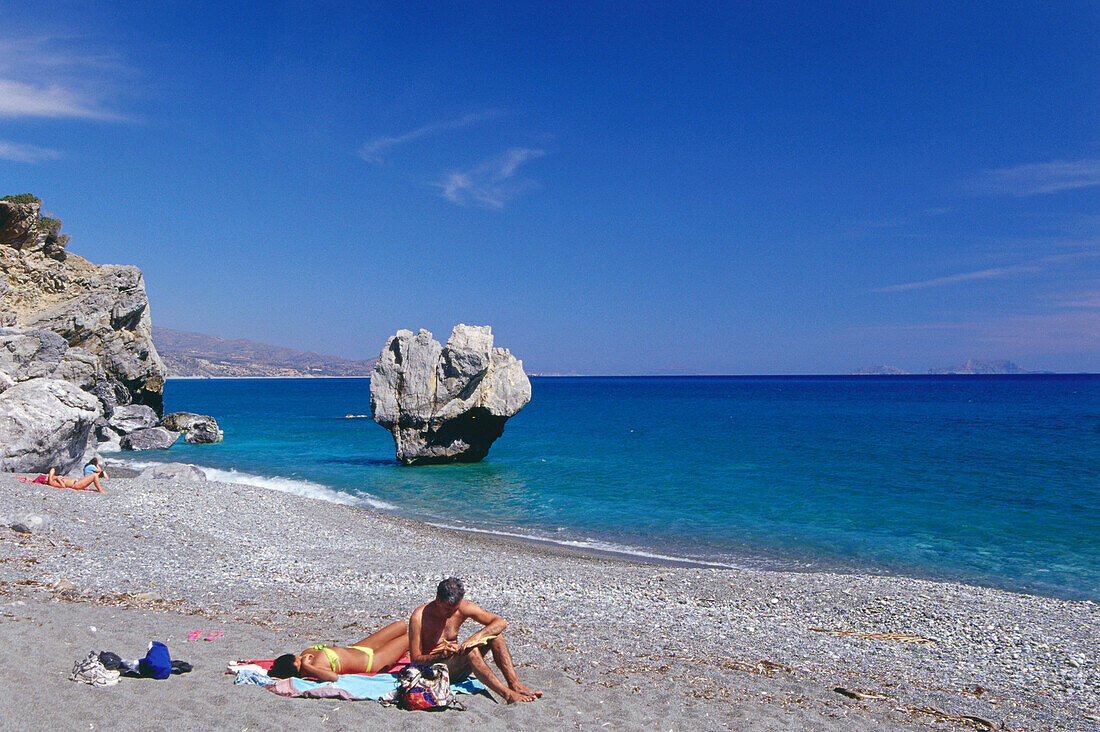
109 458 727 568
423 521 739 569
110 457 397 511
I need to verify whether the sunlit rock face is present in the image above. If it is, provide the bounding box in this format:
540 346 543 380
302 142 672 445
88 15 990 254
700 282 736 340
0 197 166 414
370 324 531 465
0 377 102 474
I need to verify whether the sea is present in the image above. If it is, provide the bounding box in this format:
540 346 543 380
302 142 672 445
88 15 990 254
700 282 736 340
112 376 1100 602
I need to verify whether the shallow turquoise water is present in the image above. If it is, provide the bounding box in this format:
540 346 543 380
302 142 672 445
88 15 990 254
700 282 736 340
122 376 1100 600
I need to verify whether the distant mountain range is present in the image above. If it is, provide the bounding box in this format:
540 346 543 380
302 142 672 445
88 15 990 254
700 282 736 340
153 330 1056 379
853 359 1047 376
153 327 376 378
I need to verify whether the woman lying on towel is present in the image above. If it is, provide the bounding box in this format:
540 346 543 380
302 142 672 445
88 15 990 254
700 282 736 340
269 621 409 682
49 467 104 492
16 467 106 492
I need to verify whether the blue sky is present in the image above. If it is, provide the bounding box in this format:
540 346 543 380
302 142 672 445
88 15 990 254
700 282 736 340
2 1 1098 374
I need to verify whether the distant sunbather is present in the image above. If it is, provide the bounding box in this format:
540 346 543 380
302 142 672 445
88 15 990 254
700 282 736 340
45 467 104 493
83 458 108 478
269 621 409 682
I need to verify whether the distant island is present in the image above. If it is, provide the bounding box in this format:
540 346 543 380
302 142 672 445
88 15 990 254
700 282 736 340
852 359 1047 376
153 327 376 378
851 364 909 376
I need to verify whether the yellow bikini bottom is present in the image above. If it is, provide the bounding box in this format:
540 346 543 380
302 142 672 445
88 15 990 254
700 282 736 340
349 645 375 673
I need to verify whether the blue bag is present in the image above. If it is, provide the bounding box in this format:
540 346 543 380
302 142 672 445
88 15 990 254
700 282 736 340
138 641 172 680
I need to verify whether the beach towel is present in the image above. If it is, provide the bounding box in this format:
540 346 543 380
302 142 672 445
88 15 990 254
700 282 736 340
14 475 49 484
264 673 485 701
229 662 487 702
234 669 274 686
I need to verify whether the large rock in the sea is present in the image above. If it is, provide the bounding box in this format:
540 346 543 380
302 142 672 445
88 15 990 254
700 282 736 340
370 324 531 465
108 404 159 434
1 198 166 413
0 377 102 473
120 426 181 451
160 412 223 444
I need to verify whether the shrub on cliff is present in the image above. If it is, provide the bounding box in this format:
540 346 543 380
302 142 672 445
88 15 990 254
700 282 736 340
37 216 62 234
1 193 41 204
37 217 70 261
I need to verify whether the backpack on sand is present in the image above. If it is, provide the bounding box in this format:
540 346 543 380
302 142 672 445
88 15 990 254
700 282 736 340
380 663 466 711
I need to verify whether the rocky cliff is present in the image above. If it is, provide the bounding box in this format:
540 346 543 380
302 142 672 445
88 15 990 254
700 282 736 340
0 195 165 412
0 194 179 473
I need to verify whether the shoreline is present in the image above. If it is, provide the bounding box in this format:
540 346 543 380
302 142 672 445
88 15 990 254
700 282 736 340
2 467 1097 729
163 373 1100 380
107 453 1096 604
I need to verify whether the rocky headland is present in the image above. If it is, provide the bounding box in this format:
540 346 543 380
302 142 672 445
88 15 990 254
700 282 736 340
0 195 218 473
153 326 377 378
370 324 531 464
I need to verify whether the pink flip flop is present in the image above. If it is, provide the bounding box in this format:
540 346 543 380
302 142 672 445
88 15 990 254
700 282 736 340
204 630 224 641
187 630 203 641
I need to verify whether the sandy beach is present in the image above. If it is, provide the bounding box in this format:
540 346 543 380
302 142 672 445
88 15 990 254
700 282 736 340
1 469 1096 731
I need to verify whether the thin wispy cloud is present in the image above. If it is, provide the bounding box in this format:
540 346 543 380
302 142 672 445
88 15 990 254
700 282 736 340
438 148 546 208
875 251 1099 293
1049 285 1100 310
855 312 1100 356
358 111 499 163
0 35 125 74
873 264 1039 293
0 139 62 163
0 78 121 120
0 35 129 121
972 159 1100 196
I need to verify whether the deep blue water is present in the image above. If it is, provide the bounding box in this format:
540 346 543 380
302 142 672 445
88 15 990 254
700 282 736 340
118 376 1100 601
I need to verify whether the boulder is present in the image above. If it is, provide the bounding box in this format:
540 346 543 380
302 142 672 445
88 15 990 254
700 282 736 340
51 347 103 390
108 404 159 434
0 199 45 251
0 329 104 395
0 328 69 384
137 462 207 481
370 324 531 465
0 377 102 473
120 427 181 451
89 376 132 414
9 513 51 534
94 421 122 452
160 412 223 444
23 264 166 413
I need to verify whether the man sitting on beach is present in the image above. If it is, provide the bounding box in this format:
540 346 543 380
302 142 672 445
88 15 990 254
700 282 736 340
409 577 542 704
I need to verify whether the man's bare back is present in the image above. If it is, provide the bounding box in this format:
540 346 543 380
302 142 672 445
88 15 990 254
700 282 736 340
408 577 542 704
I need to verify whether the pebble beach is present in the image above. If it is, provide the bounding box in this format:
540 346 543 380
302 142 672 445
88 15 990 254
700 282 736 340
1 470 1097 731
